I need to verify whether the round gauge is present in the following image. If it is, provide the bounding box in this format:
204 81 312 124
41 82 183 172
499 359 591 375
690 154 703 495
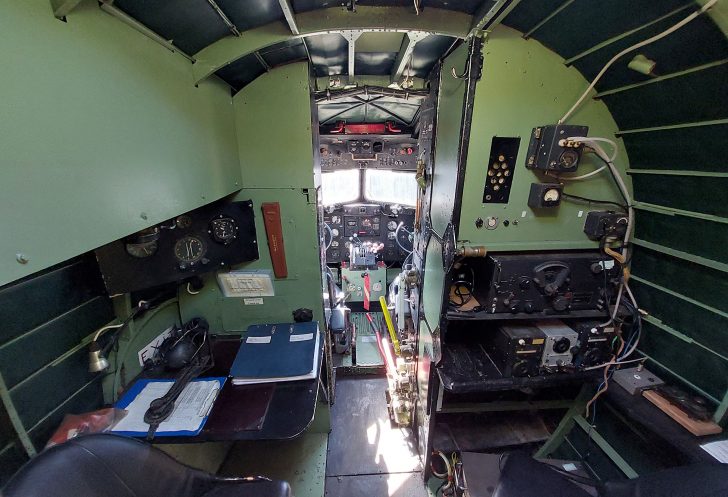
331 228 339 237
558 149 579 169
175 215 193 229
331 215 341 224
388 232 396 240
125 227 159 258
174 236 206 264
126 240 158 258
209 216 238 245
544 188 561 203
387 221 398 231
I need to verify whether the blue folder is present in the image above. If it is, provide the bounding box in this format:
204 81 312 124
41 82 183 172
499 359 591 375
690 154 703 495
230 322 320 384
112 377 226 437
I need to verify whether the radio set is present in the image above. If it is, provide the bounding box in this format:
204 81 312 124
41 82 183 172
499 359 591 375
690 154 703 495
486 320 615 378
476 251 620 318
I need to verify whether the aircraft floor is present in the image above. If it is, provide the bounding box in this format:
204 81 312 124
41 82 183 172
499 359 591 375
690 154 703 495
325 375 429 497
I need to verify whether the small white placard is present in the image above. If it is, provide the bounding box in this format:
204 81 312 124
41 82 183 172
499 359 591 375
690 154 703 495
290 333 314 342
701 440 728 463
578 210 584 218
360 335 378 343
217 270 275 297
602 259 615 270
244 297 264 305
562 463 578 472
246 336 272 344
137 326 174 366
521 210 527 218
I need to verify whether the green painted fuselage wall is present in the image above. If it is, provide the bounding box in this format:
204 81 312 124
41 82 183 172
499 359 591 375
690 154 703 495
0 0 241 287
459 26 629 250
178 62 324 333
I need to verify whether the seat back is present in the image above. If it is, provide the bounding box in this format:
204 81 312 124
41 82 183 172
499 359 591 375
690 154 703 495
3 434 216 497
3 434 294 497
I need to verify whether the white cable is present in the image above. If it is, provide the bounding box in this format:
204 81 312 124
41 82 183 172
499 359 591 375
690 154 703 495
187 282 200 295
570 136 619 162
556 165 607 181
559 0 719 124
584 356 646 371
93 323 124 342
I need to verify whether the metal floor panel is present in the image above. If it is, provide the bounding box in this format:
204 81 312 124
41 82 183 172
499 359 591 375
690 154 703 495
326 376 422 476
325 472 429 497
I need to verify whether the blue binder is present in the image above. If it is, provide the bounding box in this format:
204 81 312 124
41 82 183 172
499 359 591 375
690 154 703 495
230 322 320 384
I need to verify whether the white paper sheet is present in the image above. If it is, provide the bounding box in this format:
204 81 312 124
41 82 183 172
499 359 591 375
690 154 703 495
111 379 221 434
701 439 728 463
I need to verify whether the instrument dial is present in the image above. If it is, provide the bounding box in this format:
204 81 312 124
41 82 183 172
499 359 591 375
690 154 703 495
174 236 206 264
387 221 398 231
209 216 238 245
175 215 193 229
125 227 159 259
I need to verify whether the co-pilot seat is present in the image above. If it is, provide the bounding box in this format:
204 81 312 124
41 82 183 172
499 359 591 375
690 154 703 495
489 452 728 497
2 434 293 497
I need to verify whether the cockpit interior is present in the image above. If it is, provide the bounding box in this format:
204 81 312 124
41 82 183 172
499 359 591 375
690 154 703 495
2 1 728 497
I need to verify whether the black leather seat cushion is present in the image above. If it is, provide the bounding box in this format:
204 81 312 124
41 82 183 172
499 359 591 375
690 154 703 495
495 452 594 497
601 462 728 497
2 434 292 497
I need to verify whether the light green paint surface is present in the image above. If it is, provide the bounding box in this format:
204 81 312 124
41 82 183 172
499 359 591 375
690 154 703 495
179 189 324 332
180 61 322 331
220 433 328 497
234 63 316 189
458 26 631 249
0 0 240 287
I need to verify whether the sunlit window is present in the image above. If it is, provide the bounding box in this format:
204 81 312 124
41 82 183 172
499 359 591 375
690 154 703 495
321 170 360 205
364 170 418 206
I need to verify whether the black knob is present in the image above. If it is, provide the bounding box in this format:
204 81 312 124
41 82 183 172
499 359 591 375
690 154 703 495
519 278 531 289
509 300 521 314
552 295 571 311
590 262 604 274
524 303 534 313
553 337 571 354
512 361 530 377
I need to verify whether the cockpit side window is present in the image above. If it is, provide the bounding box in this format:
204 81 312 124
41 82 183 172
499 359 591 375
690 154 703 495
364 170 417 206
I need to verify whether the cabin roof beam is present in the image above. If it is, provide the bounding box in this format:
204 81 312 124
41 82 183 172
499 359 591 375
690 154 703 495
191 6 472 85
470 0 516 35
205 0 241 37
391 32 427 83
278 0 300 35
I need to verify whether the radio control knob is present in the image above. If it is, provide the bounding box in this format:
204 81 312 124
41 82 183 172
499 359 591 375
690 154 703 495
518 339 526 346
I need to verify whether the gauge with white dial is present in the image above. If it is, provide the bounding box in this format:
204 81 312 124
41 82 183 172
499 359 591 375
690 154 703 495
174 236 206 264
209 216 238 245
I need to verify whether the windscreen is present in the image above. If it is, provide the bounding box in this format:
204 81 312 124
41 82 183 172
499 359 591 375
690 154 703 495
364 170 418 206
321 169 360 205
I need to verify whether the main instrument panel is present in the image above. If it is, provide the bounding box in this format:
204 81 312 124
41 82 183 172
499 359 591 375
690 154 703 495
95 199 259 294
324 204 415 264
319 135 418 170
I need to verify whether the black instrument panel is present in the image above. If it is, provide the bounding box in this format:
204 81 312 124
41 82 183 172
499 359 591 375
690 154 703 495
324 204 414 263
95 199 259 294
320 135 418 170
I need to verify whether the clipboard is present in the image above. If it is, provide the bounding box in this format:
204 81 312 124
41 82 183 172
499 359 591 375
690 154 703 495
111 377 226 437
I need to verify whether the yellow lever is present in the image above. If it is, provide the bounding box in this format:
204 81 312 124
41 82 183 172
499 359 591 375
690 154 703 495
379 296 401 356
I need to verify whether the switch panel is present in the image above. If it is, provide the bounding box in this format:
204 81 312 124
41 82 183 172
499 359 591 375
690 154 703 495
483 136 520 203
